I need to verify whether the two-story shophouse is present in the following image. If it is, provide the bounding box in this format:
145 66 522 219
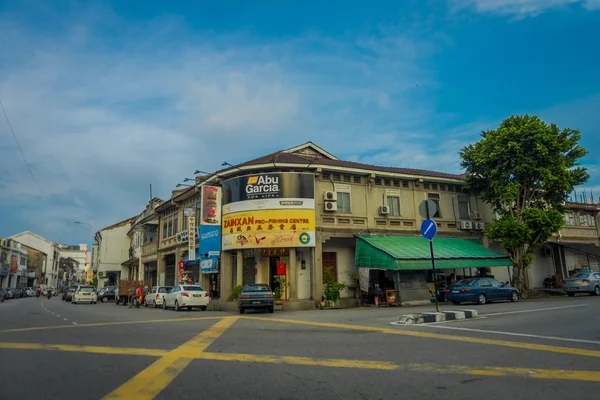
195 142 513 309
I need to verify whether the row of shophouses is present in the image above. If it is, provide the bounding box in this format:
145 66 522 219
0 232 90 289
94 142 600 309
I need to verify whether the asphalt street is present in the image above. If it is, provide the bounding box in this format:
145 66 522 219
0 295 599 400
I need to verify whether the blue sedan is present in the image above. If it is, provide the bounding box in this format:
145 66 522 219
446 277 520 305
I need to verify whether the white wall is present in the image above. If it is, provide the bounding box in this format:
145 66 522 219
10 232 58 287
97 223 132 288
528 249 555 288
297 248 311 300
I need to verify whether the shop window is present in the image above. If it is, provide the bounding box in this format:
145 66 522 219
427 193 441 218
458 196 470 219
386 196 401 216
336 191 351 213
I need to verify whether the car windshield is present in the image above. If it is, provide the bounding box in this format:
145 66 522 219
573 273 591 279
159 287 172 293
80 287 94 292
243 284 272 292
183 286 204 291
455 279 478 286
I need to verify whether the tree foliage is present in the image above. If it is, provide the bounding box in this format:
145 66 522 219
460 115 589 290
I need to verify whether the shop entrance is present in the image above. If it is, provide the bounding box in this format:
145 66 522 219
165 254 176 286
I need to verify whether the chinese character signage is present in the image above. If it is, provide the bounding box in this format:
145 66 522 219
221 173 315 251
188 216 196 261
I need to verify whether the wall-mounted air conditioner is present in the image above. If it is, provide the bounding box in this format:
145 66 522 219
324 201 336 212
324 191 337 201
379 205 390 215
98 271 105 277
474 222 485 230
460 220 473 230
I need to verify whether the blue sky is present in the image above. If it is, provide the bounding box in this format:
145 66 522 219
1 0 599 245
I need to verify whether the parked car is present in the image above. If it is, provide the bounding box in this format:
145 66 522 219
0 288 6 302
71 285 98 304
144 286 172 308
445 277 520 305
97 286 116 303
238 284 275 314
564 272 600 297
62 286 78 302
6 288 17 299
162 285 209 311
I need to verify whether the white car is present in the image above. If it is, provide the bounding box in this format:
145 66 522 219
163 285 209 311
144 286 173 308
71 285 98 304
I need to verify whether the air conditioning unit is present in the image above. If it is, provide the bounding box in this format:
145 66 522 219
98 271 105 277
324 201 336 212
324 191 337 201
379 205 390 215
460 220 473 230
471 211 482 220
474 222 485 230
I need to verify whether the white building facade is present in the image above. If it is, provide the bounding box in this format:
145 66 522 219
9 231 60 288
95 218 135 289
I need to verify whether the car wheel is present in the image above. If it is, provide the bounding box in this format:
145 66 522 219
567 292 575 297
72 301 76 305
593 286 600 296
477 294 487 305
175 301 180 312
102 297 109 303
510 291 519 302
268 307 274 313
239 308 245 314
200 306 207 311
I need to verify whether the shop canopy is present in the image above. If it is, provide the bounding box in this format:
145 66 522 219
355 236 511 271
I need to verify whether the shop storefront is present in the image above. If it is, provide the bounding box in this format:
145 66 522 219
220 172 316 301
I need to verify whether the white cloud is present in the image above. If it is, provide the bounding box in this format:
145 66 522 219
0 4 454 241
452 0 600 17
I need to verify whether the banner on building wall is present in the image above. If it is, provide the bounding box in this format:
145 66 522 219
222 172 315 213
188 216 196 261
199 186 222 256
200 257 219 274
10 256 18 273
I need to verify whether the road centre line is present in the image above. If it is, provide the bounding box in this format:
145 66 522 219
2 328 600 384
0 316 224 334
102 316 239 400
0 342 168 357
485 304 587 316
243 316 600 358
419 325 600 346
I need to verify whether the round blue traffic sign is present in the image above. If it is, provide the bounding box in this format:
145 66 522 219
420 219 437 240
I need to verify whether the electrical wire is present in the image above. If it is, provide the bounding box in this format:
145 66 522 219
0 97 47 199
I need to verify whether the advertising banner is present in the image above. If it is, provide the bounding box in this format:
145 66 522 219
221 173 316 251
199 186 222 256
188 216 196 261
200 257 219 274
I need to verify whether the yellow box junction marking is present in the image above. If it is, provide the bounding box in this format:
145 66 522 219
101 316 239 400
243 316 600 359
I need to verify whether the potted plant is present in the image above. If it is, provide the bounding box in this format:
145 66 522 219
274 276 287 306
229 285 243 302
322 269 346 308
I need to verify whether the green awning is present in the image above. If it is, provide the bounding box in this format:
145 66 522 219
355 236 511 270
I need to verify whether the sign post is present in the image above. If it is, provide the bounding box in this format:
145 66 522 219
419 200 439 313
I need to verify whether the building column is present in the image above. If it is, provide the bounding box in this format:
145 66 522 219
313 237 324 301
220 252 234 301
157 253 165 286
236 250 243 287
288 248 298 300
255 250 263 284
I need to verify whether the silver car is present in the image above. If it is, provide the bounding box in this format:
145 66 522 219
564 271 600 297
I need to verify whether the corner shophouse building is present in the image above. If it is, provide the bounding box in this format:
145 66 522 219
201 142 513 309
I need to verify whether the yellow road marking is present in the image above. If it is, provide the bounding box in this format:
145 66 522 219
102 317 239 400
242 316 600 358
0 342 168 357
0 316 224 334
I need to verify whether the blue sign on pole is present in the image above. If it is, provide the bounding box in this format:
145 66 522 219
420 219 437 240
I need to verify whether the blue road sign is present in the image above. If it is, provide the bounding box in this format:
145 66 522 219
420 219 437 240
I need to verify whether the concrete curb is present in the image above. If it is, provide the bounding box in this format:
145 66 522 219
395 309 479 325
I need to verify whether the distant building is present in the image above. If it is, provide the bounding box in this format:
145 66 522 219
8 231 59 287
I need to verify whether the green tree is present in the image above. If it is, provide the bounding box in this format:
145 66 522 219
460 115 589 291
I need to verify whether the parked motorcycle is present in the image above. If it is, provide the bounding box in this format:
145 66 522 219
543 275 558 289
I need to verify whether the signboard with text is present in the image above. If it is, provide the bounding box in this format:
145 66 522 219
188 216 196 261
199 186 222 256
221 173 316 251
